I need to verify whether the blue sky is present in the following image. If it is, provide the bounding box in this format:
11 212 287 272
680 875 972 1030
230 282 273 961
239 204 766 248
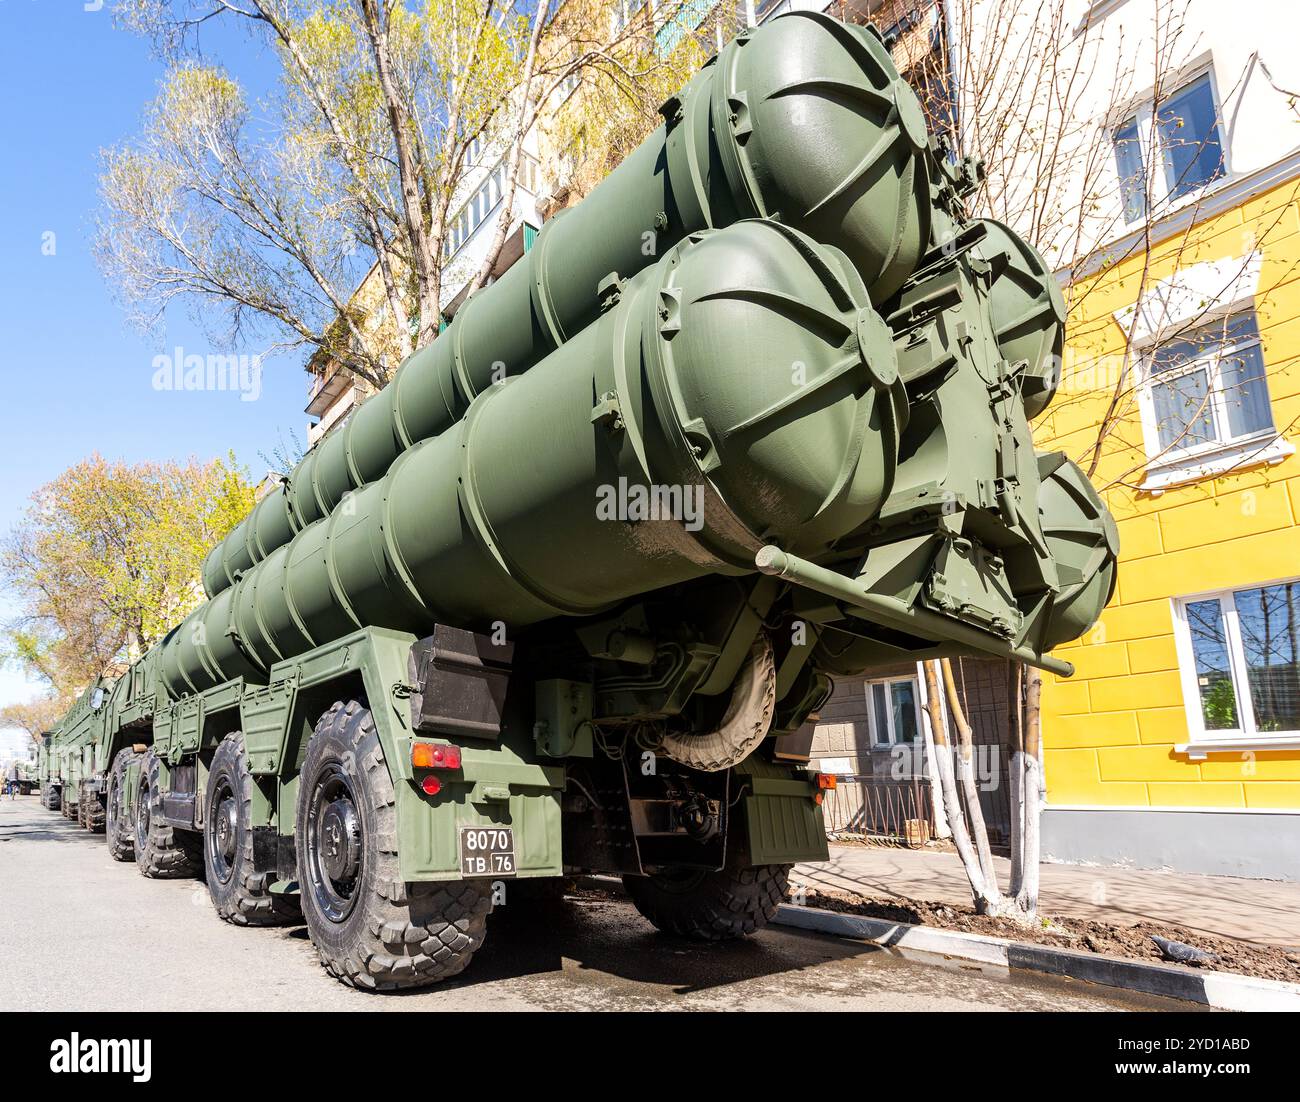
0 6 311 751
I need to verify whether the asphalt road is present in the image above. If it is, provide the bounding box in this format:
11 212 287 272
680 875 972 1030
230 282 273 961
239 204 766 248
0 795 1195 1012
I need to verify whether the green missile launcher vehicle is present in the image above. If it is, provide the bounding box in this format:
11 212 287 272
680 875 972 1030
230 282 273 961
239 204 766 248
37 730 61 810
45 12 1116 991
13 757 38 796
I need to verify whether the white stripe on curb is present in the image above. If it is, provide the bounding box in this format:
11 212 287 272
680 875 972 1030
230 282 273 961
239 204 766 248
774 903 1300 1012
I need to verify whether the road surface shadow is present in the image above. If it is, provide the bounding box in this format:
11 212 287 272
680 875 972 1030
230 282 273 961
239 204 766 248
282 890 878 997
441 890 881 996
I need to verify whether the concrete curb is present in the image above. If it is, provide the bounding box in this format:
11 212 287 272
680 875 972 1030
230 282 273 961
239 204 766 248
773 903 1300 1012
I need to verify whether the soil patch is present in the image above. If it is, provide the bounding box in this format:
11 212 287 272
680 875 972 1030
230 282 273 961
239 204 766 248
789 885 1300 984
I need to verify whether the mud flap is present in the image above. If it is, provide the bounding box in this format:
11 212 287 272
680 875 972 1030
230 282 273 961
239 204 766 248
732 756 829 865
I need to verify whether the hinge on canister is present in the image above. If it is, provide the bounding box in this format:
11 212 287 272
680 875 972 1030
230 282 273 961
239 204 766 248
591 391 624 432
598 271 624 312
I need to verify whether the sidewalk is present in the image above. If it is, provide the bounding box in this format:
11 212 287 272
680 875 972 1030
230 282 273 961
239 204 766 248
795 844 1300 949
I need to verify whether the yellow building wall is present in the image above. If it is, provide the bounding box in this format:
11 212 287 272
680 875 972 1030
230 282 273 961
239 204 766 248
1036 176 1300 810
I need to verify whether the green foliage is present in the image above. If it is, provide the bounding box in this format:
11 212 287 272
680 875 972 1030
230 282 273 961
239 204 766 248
0 696 67 743
1201 677 1239 730
544 0 708 198
1 454 255 696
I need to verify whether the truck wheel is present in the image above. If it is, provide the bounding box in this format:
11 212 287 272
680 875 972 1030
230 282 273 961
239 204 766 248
134 749 202 879
295 700 493 991
623 855 791 940
204 732 301 926
81 783 106 833
106 750 142 862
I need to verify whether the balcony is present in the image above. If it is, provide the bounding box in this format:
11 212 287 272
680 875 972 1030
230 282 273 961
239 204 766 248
305 360 353 419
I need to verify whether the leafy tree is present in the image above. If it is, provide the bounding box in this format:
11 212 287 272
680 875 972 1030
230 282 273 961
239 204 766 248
542 0 709 203
0 697 67 745
100 0 693 387
1 454 254 698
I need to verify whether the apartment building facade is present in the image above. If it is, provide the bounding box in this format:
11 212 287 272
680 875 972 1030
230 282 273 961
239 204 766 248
306 128 547 445
792 0 1300 881
998 0 1300 879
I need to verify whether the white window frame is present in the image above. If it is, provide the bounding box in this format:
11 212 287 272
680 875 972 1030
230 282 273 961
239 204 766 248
1172 578 1300 757
1110 66 1230 227
1134 305 1288 491
863 675 923 748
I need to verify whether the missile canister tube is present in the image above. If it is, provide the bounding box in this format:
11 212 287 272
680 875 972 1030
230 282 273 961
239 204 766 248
974 219 1067 418
164 221 905 697
201 10 930 599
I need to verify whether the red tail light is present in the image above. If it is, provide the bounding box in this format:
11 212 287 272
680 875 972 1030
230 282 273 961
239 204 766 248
412 742 462 770
421 775 442 797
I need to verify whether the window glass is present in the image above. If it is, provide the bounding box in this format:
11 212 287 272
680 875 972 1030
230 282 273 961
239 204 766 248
1156 75 1225 199
890 681 918 744
870 683 890 746
1113 116 1147 223
1146 312 1273 457
1185 598 1239 730
1151 368 1214 452
1219 335 1272 438
1232 584 1300 733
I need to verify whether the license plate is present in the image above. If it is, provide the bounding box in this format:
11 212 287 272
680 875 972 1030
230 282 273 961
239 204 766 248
459 826 516 877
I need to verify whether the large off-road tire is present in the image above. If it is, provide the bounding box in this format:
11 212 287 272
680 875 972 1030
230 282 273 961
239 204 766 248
80 783 106 833
134 749 202 879
204 732 301 927
41 784 60 811
296 700 493 991
623 854 791 941
106 749 142 862
64 786 79 821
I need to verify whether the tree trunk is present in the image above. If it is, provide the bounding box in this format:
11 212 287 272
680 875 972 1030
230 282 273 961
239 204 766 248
1015 666 1044 915
360 0 438 348
468 1 548 297
922 660 990 905
918 662 952 839
940 658 1001 901
1006 662 1025 893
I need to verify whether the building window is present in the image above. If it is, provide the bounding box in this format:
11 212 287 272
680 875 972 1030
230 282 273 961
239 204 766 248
1139 310 1274 469
1112 72 1226 225
441 154 542 262
1175 581 1300 741
612 0 649 34
756 0 790 23
655 0 713 55
864 676 921 747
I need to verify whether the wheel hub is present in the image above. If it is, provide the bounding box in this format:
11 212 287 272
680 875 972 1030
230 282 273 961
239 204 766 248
136 775 150 850
305 763 365 924
215 797 238 864
319 799 361 882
